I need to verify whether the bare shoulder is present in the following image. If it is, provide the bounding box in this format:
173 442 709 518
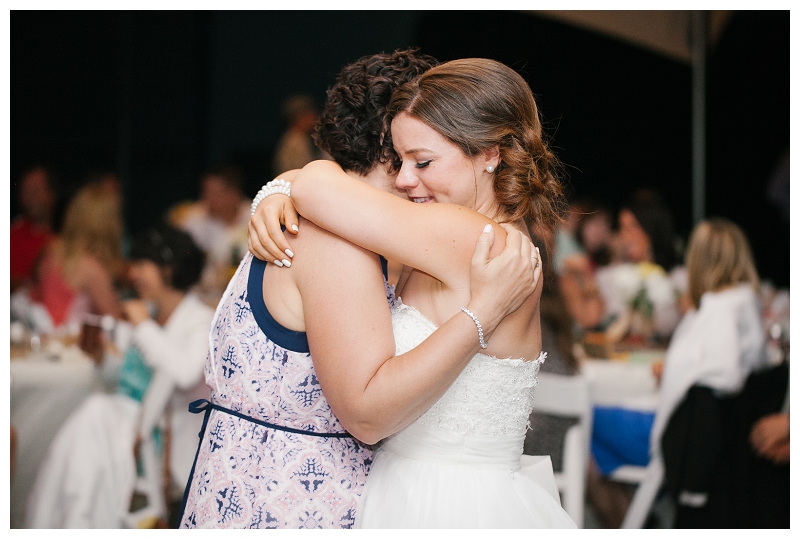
291 217 381 278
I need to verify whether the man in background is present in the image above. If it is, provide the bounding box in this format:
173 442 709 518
169 165 250 306
11 165 59 292
272 93 330 175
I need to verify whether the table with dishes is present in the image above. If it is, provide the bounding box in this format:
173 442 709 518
581 347 664 479
10 334 106 528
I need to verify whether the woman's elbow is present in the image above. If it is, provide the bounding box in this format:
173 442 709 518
335 410 391 445
345 423 385 446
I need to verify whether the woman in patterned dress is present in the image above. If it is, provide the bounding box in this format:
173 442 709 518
179 50 541 529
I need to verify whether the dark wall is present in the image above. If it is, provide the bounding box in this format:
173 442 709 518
705 11 789 287
11 10 789 286
205 11 420 195
12 11 210 234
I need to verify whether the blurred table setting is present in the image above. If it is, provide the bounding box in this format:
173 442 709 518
580 334 665 478
9 314 131 528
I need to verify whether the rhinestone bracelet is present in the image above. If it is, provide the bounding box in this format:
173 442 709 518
460 306 488 349
250 178 291 216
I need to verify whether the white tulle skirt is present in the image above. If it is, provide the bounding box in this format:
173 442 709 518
355 422 577 528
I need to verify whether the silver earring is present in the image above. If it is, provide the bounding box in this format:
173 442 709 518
486 165 495 173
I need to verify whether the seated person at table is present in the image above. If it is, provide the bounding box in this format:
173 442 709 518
595 190 684 340
551 200 607 331
169 165 251 306
25 183 124 333
622 217 773 528
10 165 59 293
26 225 213 528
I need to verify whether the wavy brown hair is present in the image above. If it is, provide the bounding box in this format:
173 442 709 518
387 58 566 231
313 48 439 176
686 217 759 309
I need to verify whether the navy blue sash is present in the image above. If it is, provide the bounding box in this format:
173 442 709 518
176 399 352 527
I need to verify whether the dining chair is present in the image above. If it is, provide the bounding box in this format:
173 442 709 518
533 372 593 528
609 464 648 484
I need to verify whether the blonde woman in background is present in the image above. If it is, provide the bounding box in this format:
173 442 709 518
29 183 124 332
624 217 773 528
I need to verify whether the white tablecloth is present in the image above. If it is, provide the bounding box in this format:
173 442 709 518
582 358 659 412
10 347 104 529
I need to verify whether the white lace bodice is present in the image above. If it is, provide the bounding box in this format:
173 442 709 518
391 301 545 438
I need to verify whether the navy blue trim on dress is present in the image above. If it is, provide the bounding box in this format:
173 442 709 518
248 256 310 353
379 255 388 281
176 399 353 527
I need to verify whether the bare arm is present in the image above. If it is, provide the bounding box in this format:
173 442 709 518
295 220 539 444
77 255 122 319
251 160 508 285
558 254 605 329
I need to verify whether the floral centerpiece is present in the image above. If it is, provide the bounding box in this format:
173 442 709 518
605 262 678 344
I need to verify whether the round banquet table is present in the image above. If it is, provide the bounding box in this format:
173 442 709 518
10 344 104 529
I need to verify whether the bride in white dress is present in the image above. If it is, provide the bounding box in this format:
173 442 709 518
250 58 576 528
356 300 573 528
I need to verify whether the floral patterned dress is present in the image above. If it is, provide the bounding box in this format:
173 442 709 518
179 253 391 528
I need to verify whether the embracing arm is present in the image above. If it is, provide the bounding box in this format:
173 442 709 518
251 160 506 284
298 221 538 445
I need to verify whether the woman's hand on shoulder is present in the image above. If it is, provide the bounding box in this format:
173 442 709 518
467 223 542 336
248 170 301 264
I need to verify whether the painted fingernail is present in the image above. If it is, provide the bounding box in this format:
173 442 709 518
483 224 492 233
273 259 283 267
282 259 291 267
285 249 294 258
291 225 299 232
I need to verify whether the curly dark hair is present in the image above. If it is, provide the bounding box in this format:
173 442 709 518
130 223 205 292
313 48 439 176
623 190 678 271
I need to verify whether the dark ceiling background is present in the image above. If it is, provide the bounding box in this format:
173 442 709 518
11 10 789 286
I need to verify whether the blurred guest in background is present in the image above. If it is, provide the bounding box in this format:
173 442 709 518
26 225 212 529
85 168 132 258
26 183 124 334
552 202 584 275
596 190 684 342
574 201 614 272
623 217 776 528
10 165 59 292
750 411 790 465
169 165 250 306
554 200 609 331
271 93 329 175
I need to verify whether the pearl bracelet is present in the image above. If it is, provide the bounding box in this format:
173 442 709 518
250 178 291 216
460 306 488 349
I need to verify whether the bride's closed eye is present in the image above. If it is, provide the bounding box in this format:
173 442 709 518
415 160 432 169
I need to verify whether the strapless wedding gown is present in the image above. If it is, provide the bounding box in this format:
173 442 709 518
355 301 577 528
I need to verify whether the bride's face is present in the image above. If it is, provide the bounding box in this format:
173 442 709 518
391 113 496 212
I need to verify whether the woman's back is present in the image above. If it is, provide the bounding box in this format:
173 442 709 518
181 253 372 529
396 219 543 363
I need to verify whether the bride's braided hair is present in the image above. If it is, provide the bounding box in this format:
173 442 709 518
388 58 566 232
